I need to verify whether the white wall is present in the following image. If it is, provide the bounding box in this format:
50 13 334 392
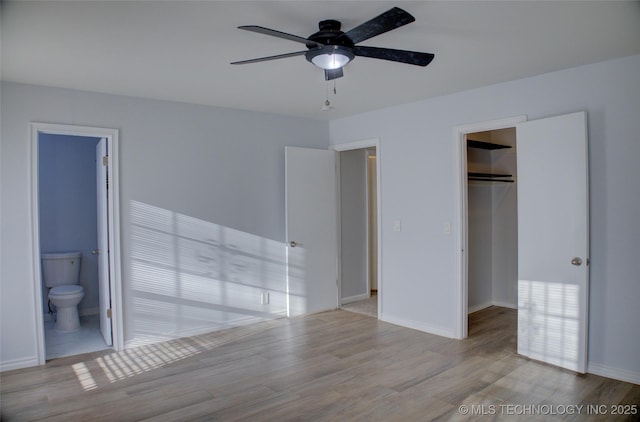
329 55 640 382
0 82 329 369
467 183 493 310
489 129 518 308
467 139 494 311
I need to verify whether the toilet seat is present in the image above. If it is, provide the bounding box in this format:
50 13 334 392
50 285 83 296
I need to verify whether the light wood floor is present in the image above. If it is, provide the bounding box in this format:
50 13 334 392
1 307 638 421
341 292 378 318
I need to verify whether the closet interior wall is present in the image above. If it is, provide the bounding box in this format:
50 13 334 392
467 128 518 313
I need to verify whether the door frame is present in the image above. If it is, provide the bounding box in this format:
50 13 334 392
452 116 526 339
30 122 124 363
331 138 382 317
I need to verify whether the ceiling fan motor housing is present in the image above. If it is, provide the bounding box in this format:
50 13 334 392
305 19 356 70
305 20 354 48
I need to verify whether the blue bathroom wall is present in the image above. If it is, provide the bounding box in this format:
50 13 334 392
38 134 101 315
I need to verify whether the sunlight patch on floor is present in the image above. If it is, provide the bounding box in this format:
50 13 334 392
72 362 97 391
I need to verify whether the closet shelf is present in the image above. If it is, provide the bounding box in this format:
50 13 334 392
468 177 514 183
467 140 512 150
468 172 514 183
468 172 511 178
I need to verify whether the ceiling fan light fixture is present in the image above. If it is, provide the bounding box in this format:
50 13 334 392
306 46 354 70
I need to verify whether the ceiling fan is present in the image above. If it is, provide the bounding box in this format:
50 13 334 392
231 7 434 81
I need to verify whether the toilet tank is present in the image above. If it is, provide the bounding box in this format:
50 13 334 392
41 252 82 288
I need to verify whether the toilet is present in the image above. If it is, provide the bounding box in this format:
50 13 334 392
41 252 85 332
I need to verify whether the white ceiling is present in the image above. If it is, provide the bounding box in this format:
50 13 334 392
2 1 640 120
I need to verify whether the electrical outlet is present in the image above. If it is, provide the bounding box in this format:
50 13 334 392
261 292 270 305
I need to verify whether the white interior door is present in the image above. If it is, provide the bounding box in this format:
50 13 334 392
516 111 589 372
285 147 338 316
96 139 112 346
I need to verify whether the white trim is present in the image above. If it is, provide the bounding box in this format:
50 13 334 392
366 148 376 295
381 313 456 339
107 129 124 352
330 138 378 152
0 356 40 372
341 293 370 305
468 300 517 314
468 301 493 314
30 123 124 366
363 149 371 298
335 151 342 310
452 116 526 339
29 124 45 365
330 138 382 318
588 362 640 385
492 300 517 310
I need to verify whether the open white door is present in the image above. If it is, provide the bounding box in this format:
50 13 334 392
285 147 338 316
97 139 112 346
516 111 589 372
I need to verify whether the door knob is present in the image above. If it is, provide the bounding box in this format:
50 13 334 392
571 257 582 266
92 249 100 255
289 241 298 248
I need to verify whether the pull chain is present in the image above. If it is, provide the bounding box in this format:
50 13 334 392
322 79 338 111
323 82 332 111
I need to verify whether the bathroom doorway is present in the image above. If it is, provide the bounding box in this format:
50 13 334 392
31 123 123 362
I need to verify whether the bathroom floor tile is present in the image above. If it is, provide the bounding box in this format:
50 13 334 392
44 314 110 360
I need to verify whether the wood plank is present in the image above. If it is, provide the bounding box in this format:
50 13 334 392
2 306 638 421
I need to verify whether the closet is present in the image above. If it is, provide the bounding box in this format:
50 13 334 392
466 128 518 314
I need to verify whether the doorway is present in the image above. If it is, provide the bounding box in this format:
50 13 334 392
31 123 123 363
466 127 518 315
332 140 381 319
453 116 525 339
465 127 518 353
454 113 590 373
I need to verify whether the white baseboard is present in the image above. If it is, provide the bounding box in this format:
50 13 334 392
468 300 517 314
1 356 40 372
468 301 493 314
492 300 517 310
124 311 288 349
588 362 640 385
380 312 456 339
341 293 370 305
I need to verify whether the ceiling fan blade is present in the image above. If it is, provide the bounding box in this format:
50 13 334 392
324 68 344 81
337 7 415 45
231 50 308 65
353 46 434 67
238 25 322 48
